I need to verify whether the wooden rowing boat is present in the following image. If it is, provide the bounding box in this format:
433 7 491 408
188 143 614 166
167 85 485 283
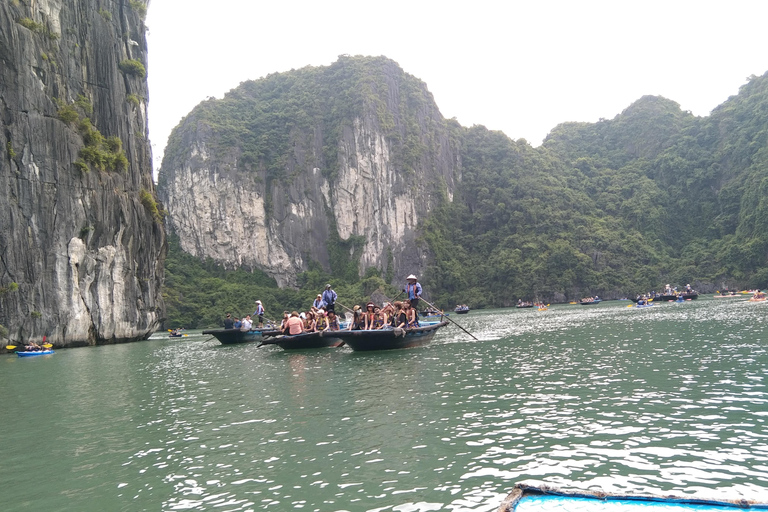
201 328 281 345
329 321 449 351
258 330 344 349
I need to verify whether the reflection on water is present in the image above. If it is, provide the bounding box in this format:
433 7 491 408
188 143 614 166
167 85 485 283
2 299 767 511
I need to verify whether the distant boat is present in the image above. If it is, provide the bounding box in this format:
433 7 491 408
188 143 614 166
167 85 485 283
454 305 470 314
579 298 601 305
498 483 768 512
17 350 54 357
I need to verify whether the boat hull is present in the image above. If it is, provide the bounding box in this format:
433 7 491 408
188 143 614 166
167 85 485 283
17 350 54 357
454 309 469 314
331 321 449 351
261 331 344 350
499 483 768 511
201 328 280 345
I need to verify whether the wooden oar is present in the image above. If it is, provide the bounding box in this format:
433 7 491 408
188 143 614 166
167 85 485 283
419 297 478 341
336 301 355 313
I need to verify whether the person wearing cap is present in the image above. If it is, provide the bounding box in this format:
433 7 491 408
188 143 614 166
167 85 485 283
312 294 325 311
253 300 265 328
321 284 337 314
223 313 234 330
363 302 377 330
315 309 329 331
404 274 422 310
350 305 364 330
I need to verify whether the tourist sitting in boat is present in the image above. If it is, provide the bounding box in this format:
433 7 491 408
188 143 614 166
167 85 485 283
240 315 253 332
223 313 234 329
315 310 330 331
302 310 316 332
233 317 242 329
349 305 364 330
396 301 419 328
312 294 325 312
25 341 42 351
279 311 289 332
379 303 395 327
327 310 341 331
372 306 385 329
753 290 766 300
363 302 377 330
284 311 304 335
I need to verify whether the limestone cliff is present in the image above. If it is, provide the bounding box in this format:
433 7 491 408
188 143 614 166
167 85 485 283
158 56 459 287
0 0 165 347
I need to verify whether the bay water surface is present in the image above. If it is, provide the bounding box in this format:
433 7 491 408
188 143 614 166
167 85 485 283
2 297 767 511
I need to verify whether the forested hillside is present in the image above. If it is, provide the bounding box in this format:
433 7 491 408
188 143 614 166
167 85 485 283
161 64 768 326
422 74 768 307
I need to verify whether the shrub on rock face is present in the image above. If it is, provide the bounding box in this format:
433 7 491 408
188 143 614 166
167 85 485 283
119 59 146 78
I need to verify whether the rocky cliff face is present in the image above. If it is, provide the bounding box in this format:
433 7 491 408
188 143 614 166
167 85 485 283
0 0 165 347
158 56 460 287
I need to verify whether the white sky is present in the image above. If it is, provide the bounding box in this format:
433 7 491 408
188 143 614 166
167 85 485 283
145 0 768 175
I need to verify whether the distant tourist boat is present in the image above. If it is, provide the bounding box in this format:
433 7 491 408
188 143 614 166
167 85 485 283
201 328 281 345
454 305 470 314
329 321 449 351
579 297 601 305
420 309 447 318
498 483 768 512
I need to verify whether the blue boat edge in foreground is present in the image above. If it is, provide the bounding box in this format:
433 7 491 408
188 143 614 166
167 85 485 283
497 484 768 512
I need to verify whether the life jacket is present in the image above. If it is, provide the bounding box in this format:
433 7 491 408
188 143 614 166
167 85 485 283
316 317 328 330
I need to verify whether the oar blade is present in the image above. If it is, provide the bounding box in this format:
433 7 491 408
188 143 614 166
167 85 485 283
5 345 17 350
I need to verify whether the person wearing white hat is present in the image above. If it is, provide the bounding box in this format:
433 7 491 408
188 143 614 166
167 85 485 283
312 293 325 312
253 300 265 328
404 274 422 310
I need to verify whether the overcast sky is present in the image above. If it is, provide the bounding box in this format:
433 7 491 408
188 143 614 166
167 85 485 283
145 0 768 175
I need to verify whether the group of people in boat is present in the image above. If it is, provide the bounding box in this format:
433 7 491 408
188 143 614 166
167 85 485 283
221 275 426 335
223 299 269 331
279 308 342 334
278 275 424 335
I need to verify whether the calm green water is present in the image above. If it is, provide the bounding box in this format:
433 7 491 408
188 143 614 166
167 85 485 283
2 298 767 511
